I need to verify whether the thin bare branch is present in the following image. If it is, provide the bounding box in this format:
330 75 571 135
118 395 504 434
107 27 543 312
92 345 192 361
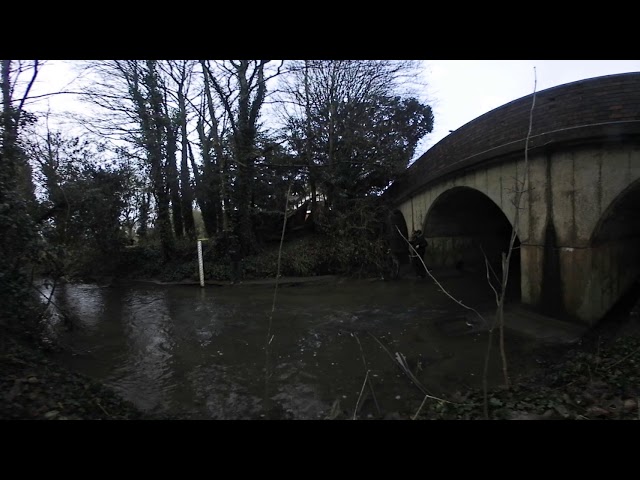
412 394 430 420
484 252 501 308
353 370 370 420
367 332 454 405
494 67 537 389
264 182 293 417
396 226 488 327
353 333 381 416
16 60 38 117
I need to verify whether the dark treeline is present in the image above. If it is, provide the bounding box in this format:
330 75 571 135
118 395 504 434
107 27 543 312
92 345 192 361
0 59 434 332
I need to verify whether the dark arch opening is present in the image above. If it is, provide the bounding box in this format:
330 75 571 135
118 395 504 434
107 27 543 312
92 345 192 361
592 180 640 246
424 187 521 301
590 179 640 321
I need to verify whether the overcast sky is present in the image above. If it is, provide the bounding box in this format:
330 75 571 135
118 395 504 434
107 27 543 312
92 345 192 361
420 60 640 152
30 60 640 157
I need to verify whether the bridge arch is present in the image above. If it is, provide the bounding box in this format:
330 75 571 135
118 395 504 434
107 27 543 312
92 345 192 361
423 186 521 299
389 73 640 324
591 178 640 246
578 178 640 320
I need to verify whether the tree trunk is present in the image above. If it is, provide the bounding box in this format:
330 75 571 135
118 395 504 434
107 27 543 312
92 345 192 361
138 190 150 239
165 118 184 239
194 118 220 237
201 62 229 233
304 60 318 225
178 84 195 239
142 60 174 259
203 60 269 253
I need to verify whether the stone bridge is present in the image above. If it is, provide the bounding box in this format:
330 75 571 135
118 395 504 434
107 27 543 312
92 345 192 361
386 72 640 325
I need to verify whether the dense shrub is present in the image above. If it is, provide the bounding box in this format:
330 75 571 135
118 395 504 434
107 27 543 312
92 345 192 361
108 231 388 282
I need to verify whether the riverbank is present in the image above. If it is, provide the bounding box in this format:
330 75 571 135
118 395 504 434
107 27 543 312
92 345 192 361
121 274 342 287
0 331 155 420
414 319 640 420
2 301 639 420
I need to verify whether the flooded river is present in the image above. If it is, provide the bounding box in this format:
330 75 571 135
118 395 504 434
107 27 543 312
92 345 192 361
43 274 552 419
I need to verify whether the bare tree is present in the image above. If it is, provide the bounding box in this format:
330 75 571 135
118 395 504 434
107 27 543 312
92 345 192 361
163 97 184 239
77 60 191 258
162 60 197 239
275 60 427 211
196 60 231 236
201 60 283 251
1 60 39 202
0 61 56 327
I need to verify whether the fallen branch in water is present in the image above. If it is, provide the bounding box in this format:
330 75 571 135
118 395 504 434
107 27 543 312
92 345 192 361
367 331 453 405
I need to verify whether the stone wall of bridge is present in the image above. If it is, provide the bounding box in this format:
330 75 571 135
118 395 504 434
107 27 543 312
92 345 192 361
393 143 640 324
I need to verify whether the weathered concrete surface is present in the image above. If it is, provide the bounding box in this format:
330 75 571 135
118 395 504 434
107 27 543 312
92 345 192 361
520 244 544 308
396 145 640 325
389 73 640 326
398 145 640 251
567 241 640 324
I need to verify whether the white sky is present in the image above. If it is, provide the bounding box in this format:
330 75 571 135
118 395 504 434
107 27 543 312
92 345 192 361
28 60 640 157
419 59 640 153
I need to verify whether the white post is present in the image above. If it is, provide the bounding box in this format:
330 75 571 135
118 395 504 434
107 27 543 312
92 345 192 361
197 240 205 287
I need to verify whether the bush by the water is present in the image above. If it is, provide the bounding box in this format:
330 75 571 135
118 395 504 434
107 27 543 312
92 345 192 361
113 232 390 282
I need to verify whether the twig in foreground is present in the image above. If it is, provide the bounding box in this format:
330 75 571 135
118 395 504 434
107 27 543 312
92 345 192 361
412 394 430 420
354 333 381 415
367 332 454 405
353 370 370 420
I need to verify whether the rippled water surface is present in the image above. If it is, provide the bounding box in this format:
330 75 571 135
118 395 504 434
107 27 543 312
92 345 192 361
45 276 546 419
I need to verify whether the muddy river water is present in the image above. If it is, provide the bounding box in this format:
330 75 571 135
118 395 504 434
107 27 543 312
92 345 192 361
44 274 552 419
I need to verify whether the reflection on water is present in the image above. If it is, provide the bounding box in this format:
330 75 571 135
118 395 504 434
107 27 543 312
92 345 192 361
111 290 175 411
47 276 546 419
